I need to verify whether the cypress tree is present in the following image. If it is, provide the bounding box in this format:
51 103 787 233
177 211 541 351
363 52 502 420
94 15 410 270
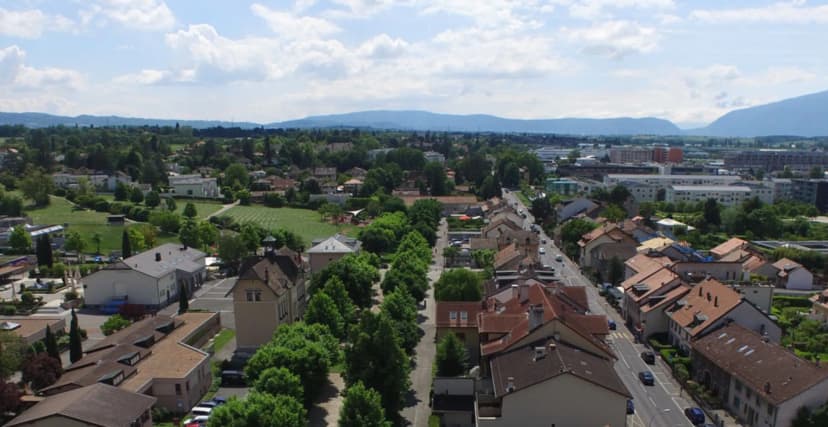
45 325 60 360
178 283 189 314
121 229 132 258
69 308 83 363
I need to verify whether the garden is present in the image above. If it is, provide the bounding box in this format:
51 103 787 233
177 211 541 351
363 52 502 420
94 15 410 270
221 205 350 245
773 295 828 361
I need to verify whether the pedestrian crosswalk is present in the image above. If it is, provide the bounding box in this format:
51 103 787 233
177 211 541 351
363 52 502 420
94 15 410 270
609 330 633 341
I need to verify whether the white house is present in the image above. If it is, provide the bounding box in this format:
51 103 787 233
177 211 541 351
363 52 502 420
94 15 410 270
771 258 813 290
307 234 360 275
84 243 206 308
169 174 222 199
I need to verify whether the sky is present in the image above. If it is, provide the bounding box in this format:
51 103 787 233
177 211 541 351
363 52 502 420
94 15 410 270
1 0 827 127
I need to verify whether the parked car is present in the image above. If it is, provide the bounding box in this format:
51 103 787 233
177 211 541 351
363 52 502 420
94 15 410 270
191 406 212 417
684 407 705 425
638 371 655 386
608 320 617 330
626 399 634 414
183 415 209 426
555 254 563 262
640 351 656 365
541 238 547 244
539 247 546 254
221 370 247 387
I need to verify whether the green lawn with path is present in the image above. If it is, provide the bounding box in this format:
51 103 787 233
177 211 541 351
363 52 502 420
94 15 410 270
222 205 349 245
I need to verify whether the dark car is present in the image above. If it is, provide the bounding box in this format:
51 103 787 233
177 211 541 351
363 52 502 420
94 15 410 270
684 407 705 425
220 370 246 387
640 350 656 365
638 371 655 386
608 320 617 330
626 399 634 414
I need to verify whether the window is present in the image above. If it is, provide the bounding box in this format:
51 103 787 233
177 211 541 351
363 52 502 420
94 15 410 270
175 384 182 396
767 405 774 416
460 311 468 321
734 396 741 409
246 289 262 302
745 388 751 399
449 311 457 320
735 380 742 392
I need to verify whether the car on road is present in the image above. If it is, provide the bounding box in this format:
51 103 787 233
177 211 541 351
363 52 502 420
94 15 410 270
191 406 212 417
608 320 616 330
640 351 656 365
541 238 547 244
183 415 209 426
626 399 635 414
684 407 706 425
555 254 563 262
539 247 546 254
638 371 655 386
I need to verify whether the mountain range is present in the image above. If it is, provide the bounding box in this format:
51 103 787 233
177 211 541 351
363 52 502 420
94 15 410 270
2 90 827 137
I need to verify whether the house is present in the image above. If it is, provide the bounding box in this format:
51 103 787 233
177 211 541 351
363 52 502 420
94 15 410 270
624 252 673 279
168 174 221 199
476 337 630 427
578 223 638 276
0 317 65 345
40 312 219 413
4 383 156 427
342 178 363 194
666 278 781 353
481 216 523 240
424 150 446 164
493 244 536 271
621 265 684 340
692 323 828 427
710 237 750 260
809 290 828 324
436 301 484 362
307 234 360 275
636 236 675 253
83 244 206 309
431 377 475 427
399 196 479 215
228 243 307 350
672 261 744 283
770 258 813 290
313 167 338 181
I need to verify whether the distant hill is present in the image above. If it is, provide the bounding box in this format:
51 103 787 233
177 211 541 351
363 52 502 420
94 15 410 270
0 112 260 129
270 110 682 135
693 90 828 137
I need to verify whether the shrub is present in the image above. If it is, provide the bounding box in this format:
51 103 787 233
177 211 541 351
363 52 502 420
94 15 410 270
64 290 79 302
100 315 132 336
20 291 35 306
2 305 16 315
94 199 110 212
151 407 172 422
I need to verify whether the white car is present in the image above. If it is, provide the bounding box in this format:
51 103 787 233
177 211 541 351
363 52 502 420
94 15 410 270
191 407 212 417
539 247 546 254
183 415 209 425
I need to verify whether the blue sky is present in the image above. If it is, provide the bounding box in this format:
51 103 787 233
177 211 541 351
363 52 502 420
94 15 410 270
1 0 827 127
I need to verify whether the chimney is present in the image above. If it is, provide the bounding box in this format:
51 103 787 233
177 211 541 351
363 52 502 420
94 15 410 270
528 304 544 331
155 252 161 262
506 377 515 393
707 292 711 302
533 346 546 361
714 296 718 307
699 286 703 296
511 284 519 300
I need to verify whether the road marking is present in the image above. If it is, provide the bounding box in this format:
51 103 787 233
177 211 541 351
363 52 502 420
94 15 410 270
648 396 656 407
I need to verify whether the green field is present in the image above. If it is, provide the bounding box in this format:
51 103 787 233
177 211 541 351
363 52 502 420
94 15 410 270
24 196 178 254
96 194 224 219
222 206 349 245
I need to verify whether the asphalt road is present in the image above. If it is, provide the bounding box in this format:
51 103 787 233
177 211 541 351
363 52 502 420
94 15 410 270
503 190 699 427
402 218 445 427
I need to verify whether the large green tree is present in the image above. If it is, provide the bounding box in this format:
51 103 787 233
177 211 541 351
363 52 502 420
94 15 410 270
423 161 447 196
253 367 304 403
339 382 392 427
304 291 346 340
434 269 482 301
311 254 379 308
703 198 721 228
209 392 306 427
435 332 468 377
9 225 31 253
63 231 86 263
0 332 27 380
380 287 420 354
345 312 410 422
20 169 53 207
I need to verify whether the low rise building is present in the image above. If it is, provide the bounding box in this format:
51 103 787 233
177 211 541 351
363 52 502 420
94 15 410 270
84 244 206 309
604 174 742 202
168 174 221 198
622 266 684 340
424 150 446 164
692 323 828 427
228 243 307 350
307 234 360 275
666 185 753 207
770 258 813 290
5 383 156 427
0 317 65 346
578 223 639 275
436 301 483 363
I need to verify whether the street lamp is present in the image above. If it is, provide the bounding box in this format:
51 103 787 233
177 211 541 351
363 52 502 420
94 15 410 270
648 408 671 427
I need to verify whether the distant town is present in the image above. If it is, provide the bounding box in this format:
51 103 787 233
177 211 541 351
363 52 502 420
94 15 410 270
2 125 828 427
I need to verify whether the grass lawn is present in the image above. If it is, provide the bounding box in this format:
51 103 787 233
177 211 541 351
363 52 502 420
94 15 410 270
96 194 224 219
222 205 349 245
211 329 235 353
24 196 178 254
429 415 441 427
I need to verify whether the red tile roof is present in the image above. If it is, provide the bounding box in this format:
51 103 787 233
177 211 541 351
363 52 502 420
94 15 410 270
667 278 742 337
710 237 748 258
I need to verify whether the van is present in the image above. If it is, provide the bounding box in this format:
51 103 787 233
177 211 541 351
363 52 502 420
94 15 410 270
221 370 246 387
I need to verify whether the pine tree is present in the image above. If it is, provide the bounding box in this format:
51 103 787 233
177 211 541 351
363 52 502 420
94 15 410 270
69 308 83 363
178 283 189 314
44 325 60 360
121 229 132 258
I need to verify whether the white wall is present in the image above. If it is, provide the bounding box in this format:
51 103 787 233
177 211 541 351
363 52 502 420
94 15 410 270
774 377 828 427
723 303 782 343
84 269 159 306
786 268 813 290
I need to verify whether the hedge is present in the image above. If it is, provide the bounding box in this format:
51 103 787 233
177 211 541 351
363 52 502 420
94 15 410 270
773 296 813 309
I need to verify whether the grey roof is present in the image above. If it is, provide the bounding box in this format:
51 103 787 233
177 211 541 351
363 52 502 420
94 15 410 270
671 185 752 192
112 243 205 278
557 198 599 222
309 234 360 253
5 383 156 427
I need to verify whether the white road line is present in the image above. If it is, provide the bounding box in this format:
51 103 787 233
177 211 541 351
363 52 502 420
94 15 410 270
648 395 656 407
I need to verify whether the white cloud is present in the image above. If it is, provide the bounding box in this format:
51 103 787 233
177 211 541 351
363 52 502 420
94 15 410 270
565 21 658 59
0 45 84 89
691 1 828 24
0 8 74 38
562 0 675 20
81 0 175 31
358 34 409 58
327 0 399 18
250 3 340 39
112 68 196 85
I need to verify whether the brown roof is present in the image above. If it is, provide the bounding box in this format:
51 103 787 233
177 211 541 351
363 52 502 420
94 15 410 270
400 195 478 207
622 266 681 302
436 301 483 328
470 237 498 251
494 244 522 269
710 237 748 258
667 278 742 337
5 383 156 427
0 317 65 342
641 284 690 313
489 338 630 399
772 258 805 277
231 251 303 296
693 323 828 405
625 253 674 276
742 255 767 273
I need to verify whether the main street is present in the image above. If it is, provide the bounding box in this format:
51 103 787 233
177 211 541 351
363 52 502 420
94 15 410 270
503 190 699 427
